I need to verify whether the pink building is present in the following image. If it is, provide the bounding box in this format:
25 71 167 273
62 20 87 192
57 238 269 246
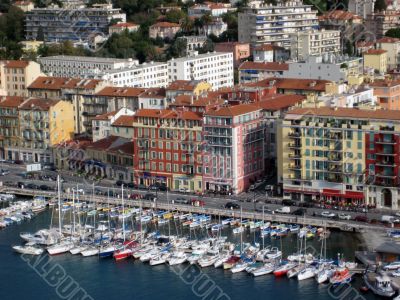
214 42 250 67
203 104 264 194
149 22 181 40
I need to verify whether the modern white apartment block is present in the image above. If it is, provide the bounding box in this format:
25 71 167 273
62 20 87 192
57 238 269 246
38 55 139 78
167 52 234 90
103 62 169 88
348 0 375 19
289 29 341 61
238 0 319 48
25 4 126 42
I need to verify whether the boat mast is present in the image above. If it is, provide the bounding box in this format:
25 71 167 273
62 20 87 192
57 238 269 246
57 175 62 234
122 185 125 242
72 188 76 234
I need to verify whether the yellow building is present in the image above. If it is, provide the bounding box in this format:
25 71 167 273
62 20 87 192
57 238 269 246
363 49 388 74
20 41 44 53
166 80 212 102
0 60 42 97
278 106 400 210
17 98 74 163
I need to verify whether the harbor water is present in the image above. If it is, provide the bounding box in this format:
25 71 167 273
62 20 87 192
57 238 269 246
0 207 380 300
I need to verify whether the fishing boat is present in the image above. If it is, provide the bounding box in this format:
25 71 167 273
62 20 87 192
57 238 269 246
363 272 395 297
329 267 352 285
273 262 297 277
297 266 317 281
12 242 43 255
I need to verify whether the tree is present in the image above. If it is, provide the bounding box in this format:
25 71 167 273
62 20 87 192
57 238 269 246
181 15 194 34
165 9 186 24
344 39 354 56
167 38 187 58
375 0 387 12
385 28 400 39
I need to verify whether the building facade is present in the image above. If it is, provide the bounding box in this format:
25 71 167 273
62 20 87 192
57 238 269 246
203 104 264 194
238 0 318 48
167 52 234 90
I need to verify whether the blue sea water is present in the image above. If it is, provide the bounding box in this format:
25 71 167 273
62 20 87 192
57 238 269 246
0 210 379 300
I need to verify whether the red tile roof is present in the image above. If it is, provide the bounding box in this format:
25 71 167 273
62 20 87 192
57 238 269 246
4 60 30 68
257 94 306 111
151 22 180 28
109 141 134 156
377 37 400 43
86 136 120 151
112 115 135 127
286 107 400 121
96 86 146 97
364 49 387 55
139 88 166 98
28 76 103 90
319 10 361 21
171 94 224 107
370 79 400 87
205 103 260 117
0 96 25 108
259 77 331 92
253 44 284 51
19 98 59 110
135 109 202 120
93 111 117 121
239 61 288 71
167 80 205 91
110 22 138 28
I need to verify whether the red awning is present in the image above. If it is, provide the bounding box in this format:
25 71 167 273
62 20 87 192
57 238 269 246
344 191 364 199
321 189 342 197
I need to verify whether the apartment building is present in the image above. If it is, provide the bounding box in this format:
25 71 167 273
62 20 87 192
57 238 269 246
167 52 234 90
132 109 204 193
17 98 74 163
283 55 363 83
38 55 138 78
92 108 134 142
289 30 341 61
252 44 289 63
95 86 146 112
214 42 250 67
0 96 25 160
176 36 208 55
203 104 264 194
188 2 233 17
365 10 400 39
238 0 318 48
279 107 400 210
166 80 212 102
109 22 139 35
138 88 166 110
0 60 42 97
348 0 375 19
25 4 126 42
28 76 107 134
363 49 388 74
238 61 288 84
103 62 169 88
200 18 228 37
370 79 400 110
376 37 400 71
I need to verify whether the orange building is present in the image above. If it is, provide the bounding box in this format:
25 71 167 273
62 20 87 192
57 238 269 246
370 79 400 110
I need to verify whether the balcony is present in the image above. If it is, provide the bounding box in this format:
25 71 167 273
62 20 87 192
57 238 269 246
288 164 301 170
376 138 396 144
288 153 301 159
288 131 301 138
288 142 301 149
376 172 396 178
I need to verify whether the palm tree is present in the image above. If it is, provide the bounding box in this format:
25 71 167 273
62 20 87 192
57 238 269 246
181 16 194 34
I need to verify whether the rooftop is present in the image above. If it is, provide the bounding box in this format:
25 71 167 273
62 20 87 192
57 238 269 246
135 109 202 121
110 22 138 28
167 80 204 91
171 94 224 107
253 44 285 52
370 79 400 87
169 51 232 62
112 115 135 127
257 94 306 111
0 96 25 108
205 103 260 117
96 86 146 97
28 76 103 90
19 98 59 111
93 111 117 121
38 55 132 63
4 60 30 68
239 61 289 71
150 22 180 28
286 107 400 121
319 10 362 21
139 88 166 99
364 49 387 55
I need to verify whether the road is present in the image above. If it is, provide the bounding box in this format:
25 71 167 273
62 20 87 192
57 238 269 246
0 163 396 227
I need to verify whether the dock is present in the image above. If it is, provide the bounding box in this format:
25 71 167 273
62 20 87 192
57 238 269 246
0 187 389 233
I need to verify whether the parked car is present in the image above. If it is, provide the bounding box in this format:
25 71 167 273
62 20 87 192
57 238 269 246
292 208 306 216
178 188 188 193
149 185 159 191
39 185 50 191
173 198 190 205
144 193 156 201
265 184 273 191
126 182 137 189
224 202 240 209
338 213 351 220
275 206 291 214
0 169 10 176
354 215 368 222
115 180 126 187
282 200 296 206
321 211 335 218
26 183 38 189
248 184 255 191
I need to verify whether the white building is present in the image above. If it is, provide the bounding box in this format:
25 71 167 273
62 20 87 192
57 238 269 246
177 36 208 55
38 55 139 78
238 0 319 48
348 0 375 19
167 52 234 90
317 86 377 108
201 18 228 37
103 62 169 88
289 29 341 61
283 55 363 82
92 108 134 142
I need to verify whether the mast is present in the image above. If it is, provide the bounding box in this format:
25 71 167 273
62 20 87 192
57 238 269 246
57 175 62 234
240 206 243 254
122 185 125 242
72 188 76 234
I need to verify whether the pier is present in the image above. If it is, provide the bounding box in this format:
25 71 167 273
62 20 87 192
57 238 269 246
1 187 388 233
